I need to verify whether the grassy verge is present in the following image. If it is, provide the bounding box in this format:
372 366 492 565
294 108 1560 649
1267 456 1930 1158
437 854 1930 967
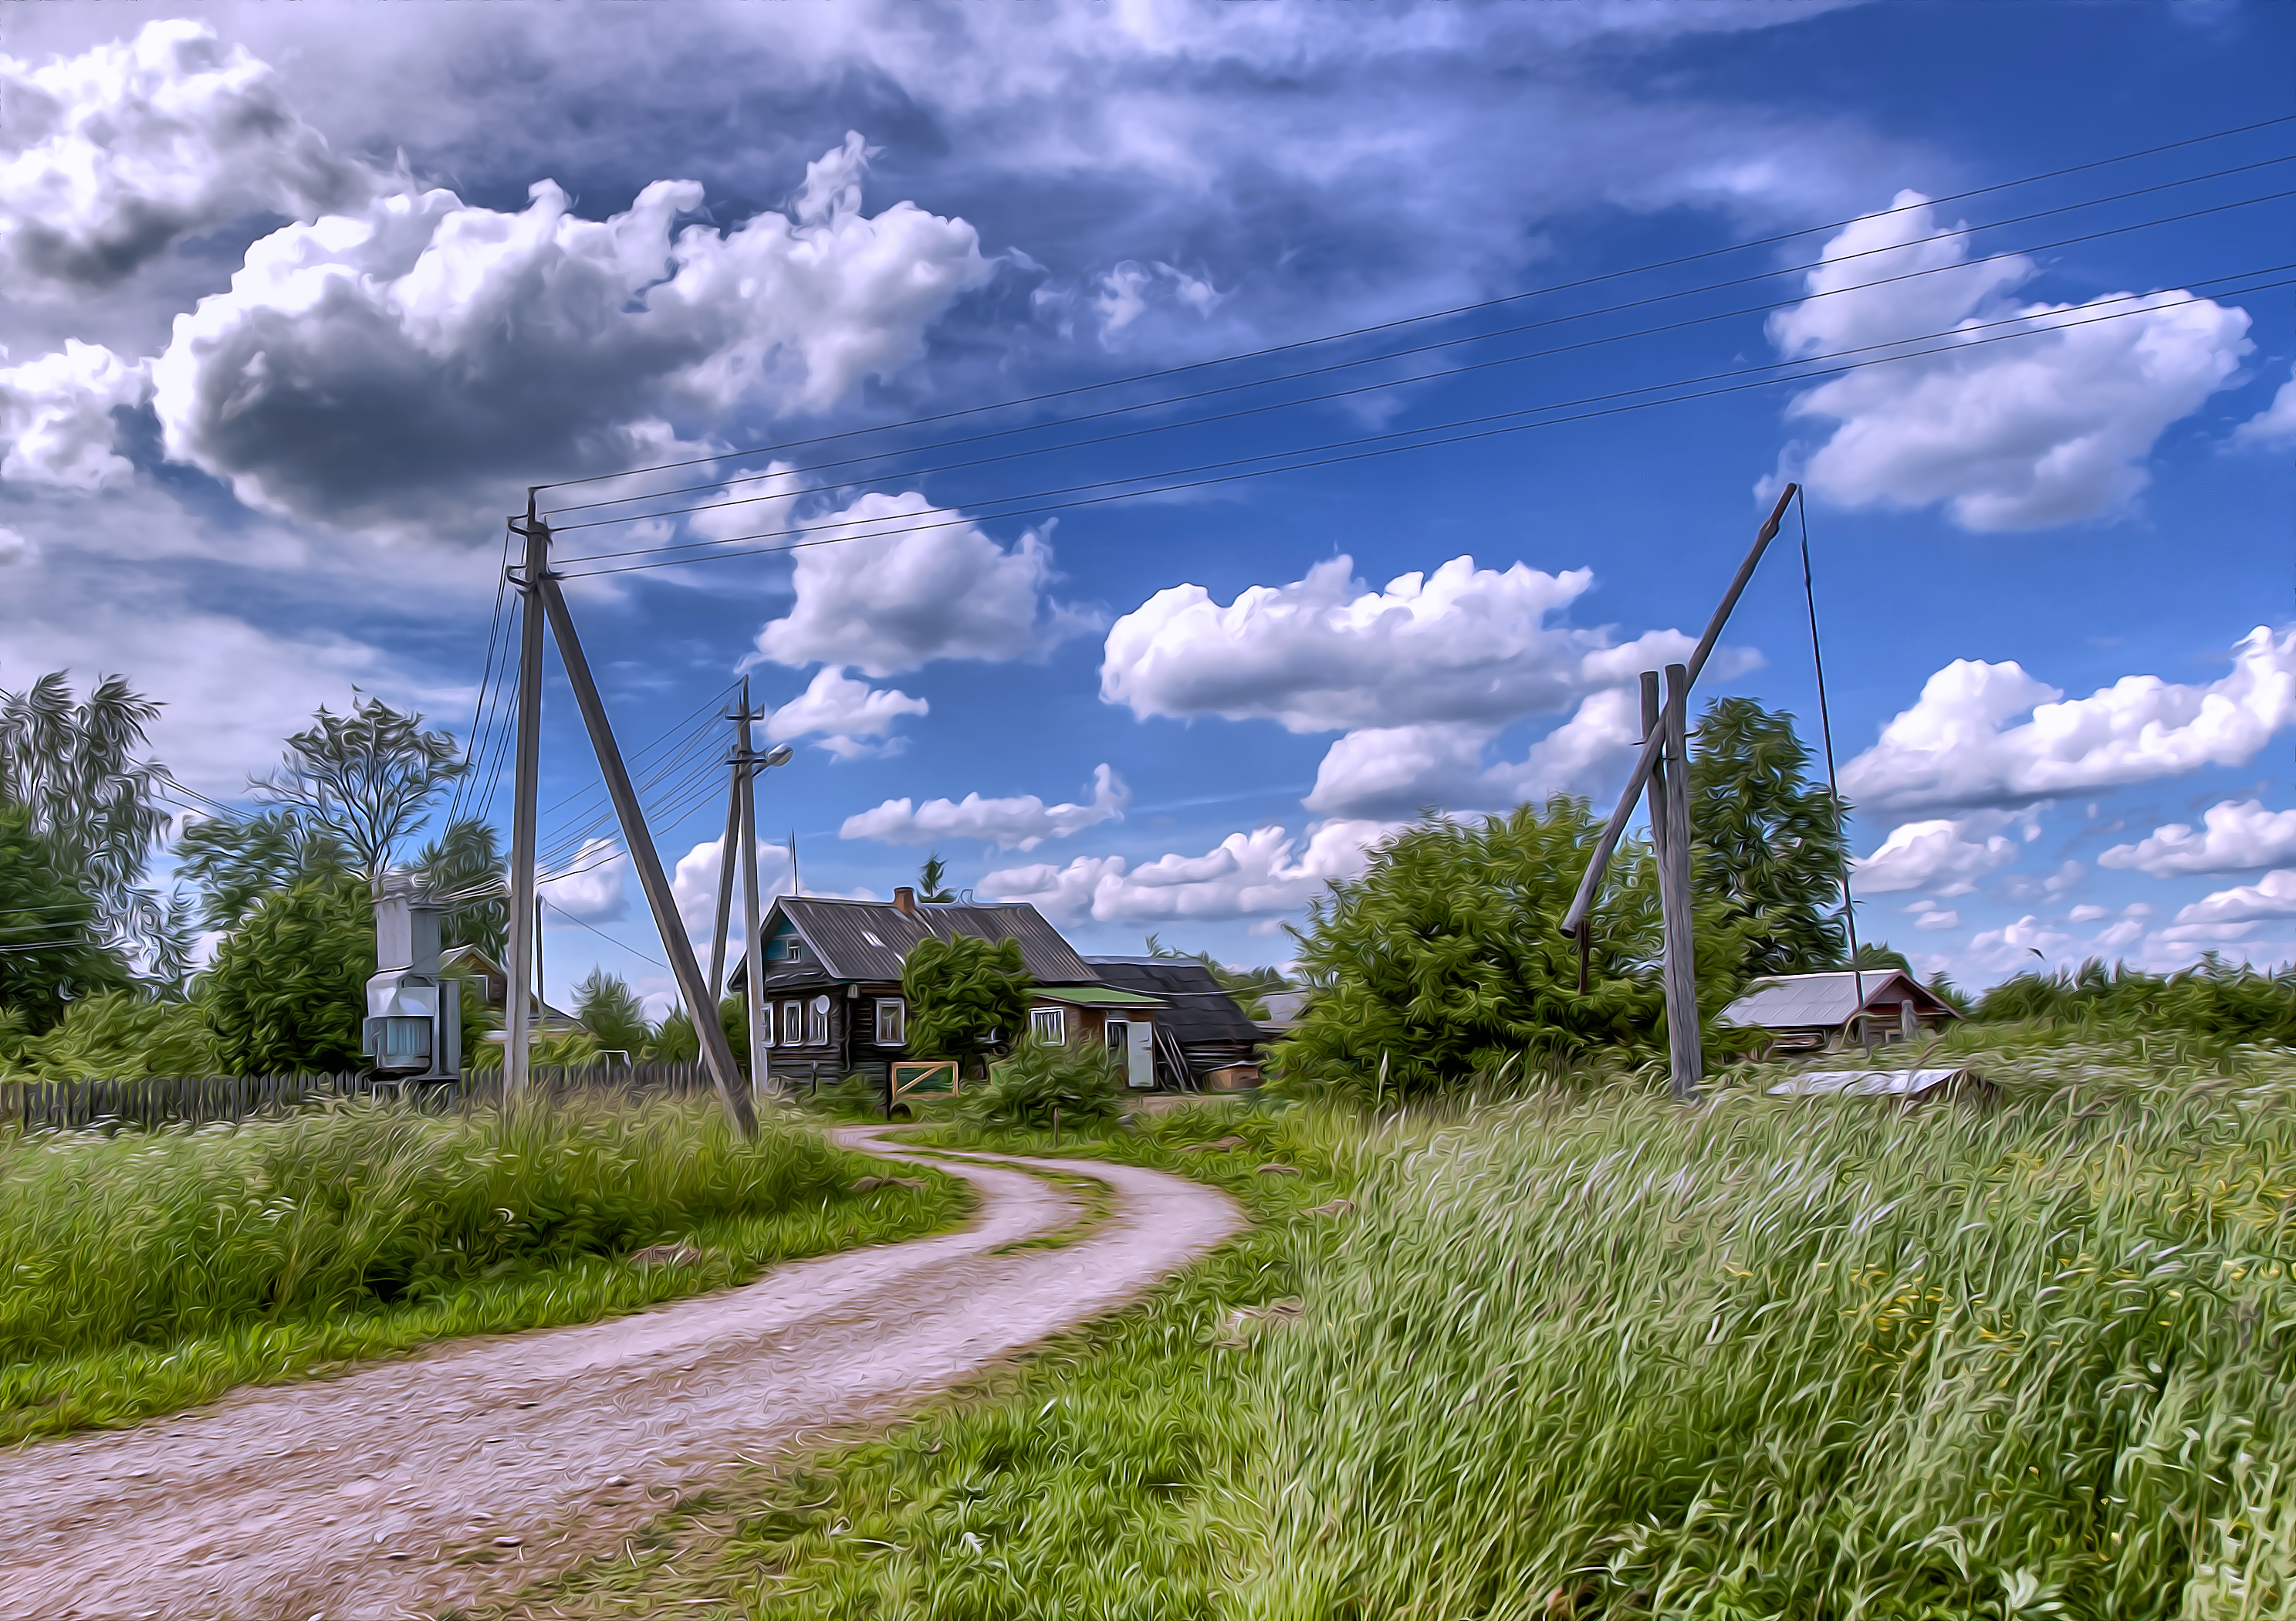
0 1095 970 1443
493 1102 1341 1621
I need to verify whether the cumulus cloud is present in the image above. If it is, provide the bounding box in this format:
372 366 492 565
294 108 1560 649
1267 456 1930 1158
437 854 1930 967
842 764 1128 851
1854 815 2020 895
2100 799 2296 877
751 497 1096 675
670 834 795 942
147 132 992 525
0 21 372 293
1773 190 2250 530
2162 869 2296 940
2234 365 2296 449
762 666 929 760
980 818 1397 926
0 340 149 489
538 839 629 924
1304 687 1645 818
1967 912 2072 969
1839 626 2296 813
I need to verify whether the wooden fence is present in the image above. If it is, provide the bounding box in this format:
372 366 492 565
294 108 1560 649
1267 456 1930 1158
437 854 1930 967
2 1061 725 1134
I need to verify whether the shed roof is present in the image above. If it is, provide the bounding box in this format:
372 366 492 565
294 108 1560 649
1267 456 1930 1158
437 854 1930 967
743 895 1097 987
1032 984 1165 1008
1719 970 1957 1031
1084 958 1264 1045
1767 1067 1991 1101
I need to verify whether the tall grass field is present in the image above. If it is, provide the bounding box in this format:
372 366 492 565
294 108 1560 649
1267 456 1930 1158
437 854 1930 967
0 1097 967 1442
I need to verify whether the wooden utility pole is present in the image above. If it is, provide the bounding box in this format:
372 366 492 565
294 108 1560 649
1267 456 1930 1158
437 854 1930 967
502 494 549 1104
706 765 741 1003
527 528 758 1138
735 678 769 1103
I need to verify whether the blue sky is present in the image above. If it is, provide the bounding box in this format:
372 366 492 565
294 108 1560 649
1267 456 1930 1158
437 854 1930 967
1 0 2291 1014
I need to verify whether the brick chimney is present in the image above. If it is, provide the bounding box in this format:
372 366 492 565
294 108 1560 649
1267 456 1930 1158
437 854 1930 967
893 885 918 919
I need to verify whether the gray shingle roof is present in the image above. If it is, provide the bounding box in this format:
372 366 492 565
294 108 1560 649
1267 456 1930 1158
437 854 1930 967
755 895 1097 986
1084 958 1264 1045
1719 970 1955 1030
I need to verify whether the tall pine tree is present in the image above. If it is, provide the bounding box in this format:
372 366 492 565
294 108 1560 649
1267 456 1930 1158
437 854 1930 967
1687 698 1850 978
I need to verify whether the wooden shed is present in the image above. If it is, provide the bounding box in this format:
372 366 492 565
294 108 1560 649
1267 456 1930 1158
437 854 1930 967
1719 970 1959 1058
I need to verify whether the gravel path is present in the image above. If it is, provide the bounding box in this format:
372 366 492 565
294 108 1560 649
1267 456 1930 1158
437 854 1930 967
0 1128 1242 1621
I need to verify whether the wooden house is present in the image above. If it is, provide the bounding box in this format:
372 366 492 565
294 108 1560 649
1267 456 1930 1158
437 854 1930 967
1719 969 1960 1058
1084 956 1271 1090
729 888 1171 1091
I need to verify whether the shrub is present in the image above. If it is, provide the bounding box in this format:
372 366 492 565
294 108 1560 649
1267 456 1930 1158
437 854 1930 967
959 1037 1121 1130
904 933 1029 1064
0 989 216 1081
0 804 131 1034
203 876 374 1074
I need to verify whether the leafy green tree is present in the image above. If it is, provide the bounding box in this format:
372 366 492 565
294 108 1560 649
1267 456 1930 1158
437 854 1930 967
573 968 649 1054
414 816 507 957
0 805 132 1034
205 877 374 1074
251 695 465 886
1688 697 1850 978
0 989 216 1081
643 999 748 1071
904 935 1030 1065
959 1039 1122 1130
917 853 955 903
0 672 191 987
175 809 353 930
1277 799 1717 1102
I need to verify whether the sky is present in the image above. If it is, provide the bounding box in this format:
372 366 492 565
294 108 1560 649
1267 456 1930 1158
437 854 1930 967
1 0 2291 1014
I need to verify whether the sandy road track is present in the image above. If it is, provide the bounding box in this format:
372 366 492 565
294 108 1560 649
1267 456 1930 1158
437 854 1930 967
0 1128 1242 1621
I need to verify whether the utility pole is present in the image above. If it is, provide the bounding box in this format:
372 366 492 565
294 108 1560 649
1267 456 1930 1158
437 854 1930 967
706 767 741 1003
735 678 770 1103
502 492 549 1104
528 528 759 1138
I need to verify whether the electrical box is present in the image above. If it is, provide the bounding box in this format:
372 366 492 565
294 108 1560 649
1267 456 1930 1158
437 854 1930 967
362 888 462 1082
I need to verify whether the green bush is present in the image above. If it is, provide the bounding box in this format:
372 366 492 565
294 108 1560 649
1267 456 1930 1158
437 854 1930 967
959 1037 1122 1130
203 876 374 1074
1972 953 2296 1045
0 989 216 1081
0 804 131 1035
904 933 1029 1064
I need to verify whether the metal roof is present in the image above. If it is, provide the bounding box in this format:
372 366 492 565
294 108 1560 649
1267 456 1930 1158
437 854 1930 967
1767 1067 1987 1099
1032 984 1165 1007
1084 958 1266 1046
1719 970 1956 1030
750 895 1098 986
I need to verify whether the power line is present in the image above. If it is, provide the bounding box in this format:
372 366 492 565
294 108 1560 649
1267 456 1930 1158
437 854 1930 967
532 112 2296 497
539 896 672 973
545 158 2296 528
553 267 2296 580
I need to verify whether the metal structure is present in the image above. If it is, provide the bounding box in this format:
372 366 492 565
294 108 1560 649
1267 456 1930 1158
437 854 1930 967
504 497 759 1138
706 679 793 1096
361 886 463 1082
1561 482 1799 1100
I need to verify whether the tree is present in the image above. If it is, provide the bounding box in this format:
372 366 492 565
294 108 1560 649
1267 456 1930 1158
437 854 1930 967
1276 799 1754 1102
0 989 215 1081
1687 698 1850 979
903 934 1030 1066
917 853 955 903
252 695 465 886
414 816 508 957
175 809 353 930
573 968 648 1054
0 805 132 1035
205 877 375 1074
0 671 192 987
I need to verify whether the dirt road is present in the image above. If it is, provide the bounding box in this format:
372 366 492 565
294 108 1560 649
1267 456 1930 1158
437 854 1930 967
0 1129 1242 1620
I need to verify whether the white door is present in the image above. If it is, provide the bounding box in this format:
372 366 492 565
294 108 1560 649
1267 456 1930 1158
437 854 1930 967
1124 1017 1154 1088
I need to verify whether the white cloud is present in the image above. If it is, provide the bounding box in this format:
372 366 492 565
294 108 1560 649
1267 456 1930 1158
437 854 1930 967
1303 686 1646 819
0 340 149 489
0 21 372 293
2100 799 2296 877
2067 903 2110 923
1910 907 1960 931
1772 190 2250 531
1840 626 2296 813
842 764 1129 851
762 665 929 760
751 496 1096 675
0 526 33 567
980 817 1397 926
1103 555 1705 733
147 133 992 525
2163 869 2296 939
2234 364 2296 448
539 839 628 924
1853 814 2019 896
2094 919 2146 949
1967 913 2072 969
670 834 796 942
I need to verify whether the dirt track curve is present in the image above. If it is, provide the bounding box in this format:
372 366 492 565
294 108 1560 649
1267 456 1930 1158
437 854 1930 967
0 1128 1242 1621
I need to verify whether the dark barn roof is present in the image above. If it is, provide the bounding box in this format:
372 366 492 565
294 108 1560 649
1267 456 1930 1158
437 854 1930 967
739 895 1097 990
1083 958 1263 1046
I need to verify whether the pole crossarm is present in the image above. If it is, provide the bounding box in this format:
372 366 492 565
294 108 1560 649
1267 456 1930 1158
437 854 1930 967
1561 482 1797 942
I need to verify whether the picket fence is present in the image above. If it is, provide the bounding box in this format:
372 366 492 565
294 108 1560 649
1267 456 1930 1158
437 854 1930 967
2 1061 723 1133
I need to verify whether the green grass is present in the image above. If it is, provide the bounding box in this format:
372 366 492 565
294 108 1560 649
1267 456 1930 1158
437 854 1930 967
0 1095 971 1443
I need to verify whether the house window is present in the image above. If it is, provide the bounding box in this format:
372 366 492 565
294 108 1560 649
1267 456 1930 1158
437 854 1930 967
783 1000 803 1045
877 998 906 1046
1030 1005 1065 1044
807 996 830 1046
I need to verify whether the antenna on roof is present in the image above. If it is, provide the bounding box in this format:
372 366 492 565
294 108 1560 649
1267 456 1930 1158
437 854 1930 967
790 828 800 897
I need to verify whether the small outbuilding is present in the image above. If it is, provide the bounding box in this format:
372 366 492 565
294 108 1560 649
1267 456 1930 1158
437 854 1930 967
1084 956 1269 1090
1719 969 1960 1058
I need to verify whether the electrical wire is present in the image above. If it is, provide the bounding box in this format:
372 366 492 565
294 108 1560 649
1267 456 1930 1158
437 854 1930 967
553 266 2296 579
532 111 2296 496
546 163 2296 530
540 897 672 972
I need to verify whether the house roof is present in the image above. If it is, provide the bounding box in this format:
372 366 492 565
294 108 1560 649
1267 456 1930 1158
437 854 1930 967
1032 984 1165 1008
1719 970 1958 1031
1084 958 1265 1045
742 895 1098 988
1767 1067 1987 1099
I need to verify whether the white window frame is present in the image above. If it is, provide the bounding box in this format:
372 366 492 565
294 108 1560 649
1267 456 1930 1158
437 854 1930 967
1030 1005 1065 1044
877 997 906 1046
807 996 831 1047
783 1000 804 1046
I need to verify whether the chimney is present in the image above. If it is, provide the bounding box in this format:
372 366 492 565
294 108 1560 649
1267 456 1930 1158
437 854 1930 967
894 886 918 919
